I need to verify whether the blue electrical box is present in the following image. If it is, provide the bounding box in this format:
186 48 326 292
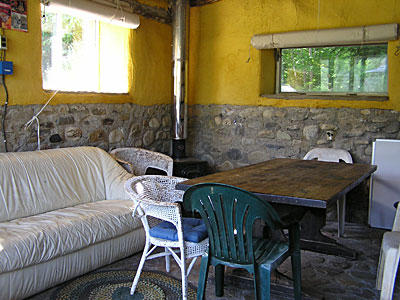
0 61 13 75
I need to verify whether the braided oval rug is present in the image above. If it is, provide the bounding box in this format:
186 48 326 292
51 270 196 300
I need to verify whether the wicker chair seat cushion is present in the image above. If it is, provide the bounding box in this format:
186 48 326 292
149 218 208 243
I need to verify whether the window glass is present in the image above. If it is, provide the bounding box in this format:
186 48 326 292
41 11 129 93
279 44 388 95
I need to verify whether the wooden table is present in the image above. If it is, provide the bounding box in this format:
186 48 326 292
176 158 377 258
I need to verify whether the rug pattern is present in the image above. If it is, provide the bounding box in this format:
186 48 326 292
51 270 196 300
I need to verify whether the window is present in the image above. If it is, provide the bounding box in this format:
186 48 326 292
277 44 388 96
41 10 130 93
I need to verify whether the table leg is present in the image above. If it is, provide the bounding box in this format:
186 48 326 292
299 207 356 259
337 196 346 237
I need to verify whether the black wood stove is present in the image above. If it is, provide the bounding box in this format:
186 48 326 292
171 140 207 179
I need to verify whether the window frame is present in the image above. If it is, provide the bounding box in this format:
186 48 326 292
268 45 389 101
41 8 130 95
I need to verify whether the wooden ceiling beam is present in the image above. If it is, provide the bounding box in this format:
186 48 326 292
121 0 171 24
119 0 221 24
190 0 220 7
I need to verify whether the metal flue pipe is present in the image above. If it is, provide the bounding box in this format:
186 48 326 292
171 0 189 158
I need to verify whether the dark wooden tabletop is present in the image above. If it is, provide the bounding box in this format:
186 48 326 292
176 158 377 208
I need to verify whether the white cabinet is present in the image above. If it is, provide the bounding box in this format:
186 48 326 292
369 139 400 229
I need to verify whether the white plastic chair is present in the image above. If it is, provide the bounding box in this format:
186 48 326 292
125 175 209 300
304 147 353 237
110 147 173 176
376 203 400 300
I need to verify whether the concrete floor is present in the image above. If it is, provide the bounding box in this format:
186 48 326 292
28 222 399 300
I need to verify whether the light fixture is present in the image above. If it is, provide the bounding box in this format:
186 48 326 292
42 0 140 29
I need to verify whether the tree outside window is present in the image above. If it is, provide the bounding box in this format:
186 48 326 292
279 44 388 95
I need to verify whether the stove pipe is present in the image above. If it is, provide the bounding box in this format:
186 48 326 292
171 0 189 159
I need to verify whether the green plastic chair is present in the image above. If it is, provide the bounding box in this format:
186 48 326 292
183 183 302 300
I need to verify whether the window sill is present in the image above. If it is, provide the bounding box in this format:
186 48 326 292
261 93 389 101
44 89 129 96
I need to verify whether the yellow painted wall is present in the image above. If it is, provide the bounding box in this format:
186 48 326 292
2 0 171 106
189 0 400 111
132 17 172 106
4 0 399 111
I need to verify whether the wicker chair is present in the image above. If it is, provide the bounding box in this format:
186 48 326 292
110 147 173 176
304 147 353 237
125 175 209 300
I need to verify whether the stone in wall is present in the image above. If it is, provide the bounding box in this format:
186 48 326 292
162 115 171 128
65 127 82 141
103 118 114 126
49 134 63 143
92 108 106 115
216 160 234 172
69 104 89 114
58 116 75 125
303 125 319 141
120 113 130 121
143 131 155 146
109 128 124 144
227 148 242 160
149 118 161 128
89 130 106 143
276 130 291 140
248 151 269 164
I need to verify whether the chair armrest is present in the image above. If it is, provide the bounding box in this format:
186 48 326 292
110 154 134 174
125 175 187 203
110 148 173 176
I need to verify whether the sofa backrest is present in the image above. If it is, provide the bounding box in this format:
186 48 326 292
0 146 132 222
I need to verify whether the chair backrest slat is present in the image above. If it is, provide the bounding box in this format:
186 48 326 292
235 200 250 262
198 196 222 258
224 195 238 261
215 193 230 259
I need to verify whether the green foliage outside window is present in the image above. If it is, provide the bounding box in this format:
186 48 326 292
42 12 84 81
280 44 388 94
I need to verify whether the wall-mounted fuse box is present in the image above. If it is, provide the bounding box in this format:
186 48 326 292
0 61 13 75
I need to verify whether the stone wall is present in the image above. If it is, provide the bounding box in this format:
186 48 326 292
0 103 172 153
187 105 400 169
186 105 400 224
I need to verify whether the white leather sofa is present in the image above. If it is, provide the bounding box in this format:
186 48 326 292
0 146 146 300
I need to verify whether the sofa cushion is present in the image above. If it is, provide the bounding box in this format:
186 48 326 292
0 200 141 273
0 147 132 222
